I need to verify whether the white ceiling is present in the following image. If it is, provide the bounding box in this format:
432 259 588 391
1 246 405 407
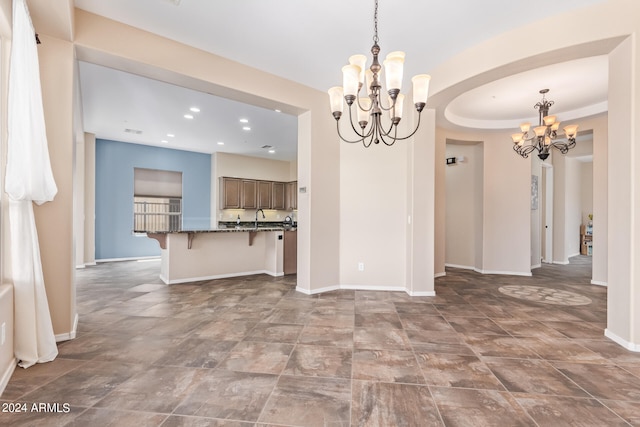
74 0 610 157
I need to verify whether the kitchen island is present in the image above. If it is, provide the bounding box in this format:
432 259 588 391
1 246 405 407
146 227 288 284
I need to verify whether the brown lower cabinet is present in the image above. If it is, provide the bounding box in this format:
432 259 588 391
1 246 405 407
283 230 297 275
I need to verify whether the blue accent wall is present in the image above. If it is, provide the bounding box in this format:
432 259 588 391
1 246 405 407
96 139 211 259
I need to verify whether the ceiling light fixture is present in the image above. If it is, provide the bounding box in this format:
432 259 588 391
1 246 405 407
242 126 251 131
511 89 579 160
328 0 431 147
184 114 194 119
239 118 249 123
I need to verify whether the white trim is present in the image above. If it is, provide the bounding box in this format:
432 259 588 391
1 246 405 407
553 260 570 265
531 263 542 270
295 284 340 295
407 290 437 297
55 313 78 342
590 279 607 287
160 270 282 285
0 358 17 397
605 329 640 352
340 284 406 292
96 256 160 263
445 263 477 271
76 262 98 269
295 284 436 297
478 269 532 277
434 271 446 278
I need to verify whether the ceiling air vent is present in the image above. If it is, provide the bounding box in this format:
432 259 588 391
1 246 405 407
124 128 143 135
261 145 273 149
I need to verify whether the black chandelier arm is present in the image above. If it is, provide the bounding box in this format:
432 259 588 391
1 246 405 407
513 143 538 158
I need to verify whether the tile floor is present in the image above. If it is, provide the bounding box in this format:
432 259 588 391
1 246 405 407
2 256 640 426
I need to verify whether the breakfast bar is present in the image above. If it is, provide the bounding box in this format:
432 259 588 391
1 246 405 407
146 227 286 284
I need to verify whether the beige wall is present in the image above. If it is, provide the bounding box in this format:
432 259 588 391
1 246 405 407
34 34 76 338
580 162 593 226
444 142 483 270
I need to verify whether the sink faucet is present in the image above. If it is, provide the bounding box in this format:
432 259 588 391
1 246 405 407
255 209 265 228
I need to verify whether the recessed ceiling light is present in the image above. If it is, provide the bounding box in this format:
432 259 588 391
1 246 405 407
184 114 194 119
242 126 251 131
161 140 168 143
167 133 175 137
268 149 276 154
217 141 224 145
239 118 249 123
274 109 281 113
190 107 200 112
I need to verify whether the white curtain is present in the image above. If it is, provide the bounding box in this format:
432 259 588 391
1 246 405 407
5 0 58 368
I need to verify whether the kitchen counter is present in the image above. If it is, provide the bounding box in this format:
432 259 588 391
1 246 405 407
144 228 286 284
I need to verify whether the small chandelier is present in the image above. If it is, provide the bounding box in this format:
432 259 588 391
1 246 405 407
511 89 579 160
327 0 431 147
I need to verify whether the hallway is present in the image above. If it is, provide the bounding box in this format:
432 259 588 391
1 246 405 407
1 257 639 426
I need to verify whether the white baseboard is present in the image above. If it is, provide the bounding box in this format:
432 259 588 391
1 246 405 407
295 283 436 297
0 357 17 398
531 263 542 270
478 269 532 277
407 290 437 296
553 260 570 265
55 313 78 342
296 284 340 295
434 272 446 278
96 256 160 263
605 329 640 352
590 280 607 287
161 270 282 285
445 263 478 271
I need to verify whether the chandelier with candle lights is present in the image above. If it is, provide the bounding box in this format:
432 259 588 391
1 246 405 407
511 89 579 160
327 0 431 147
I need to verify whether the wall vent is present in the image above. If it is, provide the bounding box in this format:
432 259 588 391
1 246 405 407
125 128 143 135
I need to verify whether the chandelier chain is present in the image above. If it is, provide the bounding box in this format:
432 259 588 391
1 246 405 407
373 0 379 44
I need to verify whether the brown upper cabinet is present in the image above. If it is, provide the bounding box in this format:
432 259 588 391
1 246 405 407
242 179 258 209
286 181 297 211
221 177 297 210
257 180 272 209
220 177 258 209
221 177 242 209
271 182 286 210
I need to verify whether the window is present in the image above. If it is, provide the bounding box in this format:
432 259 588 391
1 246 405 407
133 168 183 232
134 196 181 232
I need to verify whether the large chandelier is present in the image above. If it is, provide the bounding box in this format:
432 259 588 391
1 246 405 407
511 89 579 160
327 0 431 147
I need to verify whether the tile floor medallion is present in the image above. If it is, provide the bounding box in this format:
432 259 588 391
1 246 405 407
2 255 640 426
498 285 592 305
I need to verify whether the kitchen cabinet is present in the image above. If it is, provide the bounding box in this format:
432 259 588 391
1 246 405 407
257 180 272 209
221 177 296 210
286 181 297 211
242 180 258 209
220 177 258 209
272 182 286 210
284 230 297 275
221 177 242 209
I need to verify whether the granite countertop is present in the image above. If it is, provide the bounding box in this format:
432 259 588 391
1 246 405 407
140 224 296 235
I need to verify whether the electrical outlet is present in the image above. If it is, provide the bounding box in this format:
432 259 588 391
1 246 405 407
1 322 5 346
358 262 364 271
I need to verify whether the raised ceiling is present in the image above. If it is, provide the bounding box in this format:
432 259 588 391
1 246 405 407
74 0 609 156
